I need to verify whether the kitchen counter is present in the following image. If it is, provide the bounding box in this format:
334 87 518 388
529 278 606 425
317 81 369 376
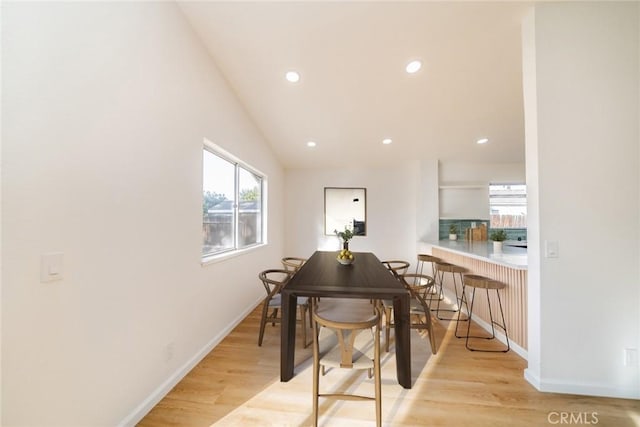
424 239 528 270
419 239 529 356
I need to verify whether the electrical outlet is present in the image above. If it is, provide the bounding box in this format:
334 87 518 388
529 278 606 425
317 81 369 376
164 342 175 363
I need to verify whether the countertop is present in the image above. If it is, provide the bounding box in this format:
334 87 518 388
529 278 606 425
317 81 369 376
425 240 528 270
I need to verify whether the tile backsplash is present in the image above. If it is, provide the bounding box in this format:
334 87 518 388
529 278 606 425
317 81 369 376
439 219 527 241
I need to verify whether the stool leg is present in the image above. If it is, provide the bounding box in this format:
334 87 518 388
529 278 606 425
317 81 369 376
467 289 476 344
461 287 510 352
427 263 444 302
485 289 497 339
454 272 469 319
434 269 446 317
455 283 470 338
435 270 469 321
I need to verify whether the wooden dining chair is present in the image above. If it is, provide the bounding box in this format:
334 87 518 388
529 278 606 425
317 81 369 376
383 273 438 355
379 260 410 347
312 298 382 427
281 256 307 274
400 273 438 354
258 269 311 348
381 260 410 279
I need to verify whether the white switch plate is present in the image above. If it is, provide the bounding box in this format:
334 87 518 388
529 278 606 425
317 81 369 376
41 252 64 283
624 348 638 367
545 241 559 258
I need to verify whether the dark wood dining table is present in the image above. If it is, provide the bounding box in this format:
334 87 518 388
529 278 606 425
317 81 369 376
280 250 412 389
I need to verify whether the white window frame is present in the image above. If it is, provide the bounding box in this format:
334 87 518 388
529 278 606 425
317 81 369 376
202 140 267 264
489 183 527 229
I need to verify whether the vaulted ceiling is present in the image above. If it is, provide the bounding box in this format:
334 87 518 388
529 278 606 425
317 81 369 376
178 1 532 169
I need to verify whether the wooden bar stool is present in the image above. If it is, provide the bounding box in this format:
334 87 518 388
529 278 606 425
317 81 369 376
455 274 510 352
434 261 468 321
416 254 440 277
416 254 441 301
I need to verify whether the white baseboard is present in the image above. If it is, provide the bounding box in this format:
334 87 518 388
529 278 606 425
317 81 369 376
118 297 263 427
525 369 640 400
524 367 541 390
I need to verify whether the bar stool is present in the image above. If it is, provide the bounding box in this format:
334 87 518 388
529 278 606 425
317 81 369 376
433 261 468 321
416 254 440 277
416 254 441 301
455 274 510 352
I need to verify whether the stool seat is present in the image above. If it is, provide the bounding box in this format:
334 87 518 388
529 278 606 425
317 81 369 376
463 274 506 290
417 254 441 263
435 262 466 273
416 254 441 303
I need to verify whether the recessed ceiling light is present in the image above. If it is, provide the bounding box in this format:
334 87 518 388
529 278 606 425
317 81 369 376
285 71 300 83
405 60 422 74
477 138 489 144
306 141 316 147
382 138 393 145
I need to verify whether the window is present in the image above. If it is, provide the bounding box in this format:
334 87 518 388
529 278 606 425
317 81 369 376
202 143 264 259
489 184 527 229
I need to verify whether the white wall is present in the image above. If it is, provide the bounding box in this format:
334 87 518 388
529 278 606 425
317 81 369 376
2 2 285 426
523 2 640 399
439 161 525 184
521 7 542 396
285 163 420 263
417 158 439 242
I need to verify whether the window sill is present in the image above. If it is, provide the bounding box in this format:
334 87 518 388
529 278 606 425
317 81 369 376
201 243 267 267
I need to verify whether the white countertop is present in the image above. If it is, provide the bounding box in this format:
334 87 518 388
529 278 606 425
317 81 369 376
425 240 528 270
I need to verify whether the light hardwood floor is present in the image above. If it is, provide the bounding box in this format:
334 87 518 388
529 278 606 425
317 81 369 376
139 305 639 426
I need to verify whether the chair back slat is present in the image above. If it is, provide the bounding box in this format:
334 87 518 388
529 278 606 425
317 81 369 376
381 260 410 280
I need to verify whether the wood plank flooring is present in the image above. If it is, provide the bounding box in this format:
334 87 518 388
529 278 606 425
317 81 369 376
138 305 639 426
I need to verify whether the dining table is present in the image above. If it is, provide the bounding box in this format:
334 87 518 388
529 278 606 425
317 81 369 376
280 250 412 389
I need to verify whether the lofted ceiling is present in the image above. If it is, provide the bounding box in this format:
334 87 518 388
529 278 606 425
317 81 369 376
178 1 533 169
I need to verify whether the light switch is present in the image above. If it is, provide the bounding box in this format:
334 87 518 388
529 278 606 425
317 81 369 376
41 252 64 283
545 241 559 258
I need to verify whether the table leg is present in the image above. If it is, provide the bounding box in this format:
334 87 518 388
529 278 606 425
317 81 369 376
280 290 297 382
393 293 412 388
